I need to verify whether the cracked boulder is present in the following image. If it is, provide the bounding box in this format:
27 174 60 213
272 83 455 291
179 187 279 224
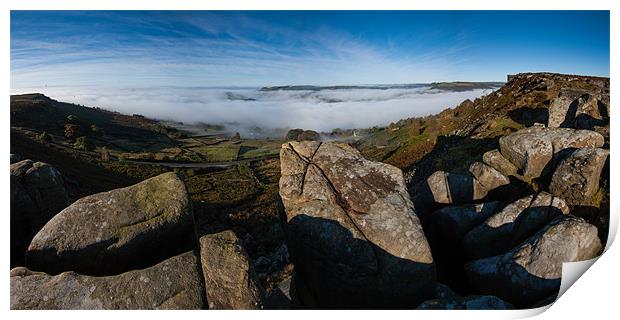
26 172 194 275
279 141 435 308
549 148 609 206
499 127 604 180
464 215 601 307
462 192 569 260
198 230 262 309
11 251 204 309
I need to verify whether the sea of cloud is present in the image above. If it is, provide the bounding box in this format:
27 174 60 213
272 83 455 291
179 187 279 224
11 85 495 136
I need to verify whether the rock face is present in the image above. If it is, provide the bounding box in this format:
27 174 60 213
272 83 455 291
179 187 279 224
10 160 69 267
279 141 435 308
468 162 510 193
198 231 262 309
549 148 609 206
498 127 604 180
27 172 194 275
425 171 487 205
462 192 569 260
464 215 602 307
11 251 204 310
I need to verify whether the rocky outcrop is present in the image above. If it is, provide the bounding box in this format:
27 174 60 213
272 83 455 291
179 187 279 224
549 148 609 206
425 171 487 205
462 192 569 260
548 89 609 130
10 160 69 267
27 172 194 275
417 283 513 310
198 231 262 309
279 141 435 308
498 127 604 180
11 251 204 310
464 215 602 307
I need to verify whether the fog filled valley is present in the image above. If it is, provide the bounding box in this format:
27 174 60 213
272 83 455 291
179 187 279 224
11 83 500 137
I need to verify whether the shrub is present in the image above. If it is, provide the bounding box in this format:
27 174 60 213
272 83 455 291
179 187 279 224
74 136 93 151
38 131 51 143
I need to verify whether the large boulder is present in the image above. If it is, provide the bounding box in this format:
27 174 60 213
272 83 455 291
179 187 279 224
27 172 194 275
499 127 604 180
279 141 435 308
198 231 262 309
462 192 568 260
425 170 487 205
464 215 601 307
549 148 609 206
11 251 204 309
10 160 69 267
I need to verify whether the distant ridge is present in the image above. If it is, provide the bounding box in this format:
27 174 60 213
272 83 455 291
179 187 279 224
259 81 504 92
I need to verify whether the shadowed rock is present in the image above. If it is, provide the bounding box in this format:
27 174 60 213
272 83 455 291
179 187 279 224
198 230 263 309
279 141 435 308
462 192 569 260
464 215 601 307
11 251 204 310
27 172 194 275
499 127 604 180
417 283 513 310
11 160 69 267
429 201 505 244
549 148 609 206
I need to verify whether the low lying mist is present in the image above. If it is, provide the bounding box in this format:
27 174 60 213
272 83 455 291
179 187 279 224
13 85 496 138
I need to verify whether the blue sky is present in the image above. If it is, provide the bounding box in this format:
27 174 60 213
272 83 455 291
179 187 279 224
11 10 610 88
